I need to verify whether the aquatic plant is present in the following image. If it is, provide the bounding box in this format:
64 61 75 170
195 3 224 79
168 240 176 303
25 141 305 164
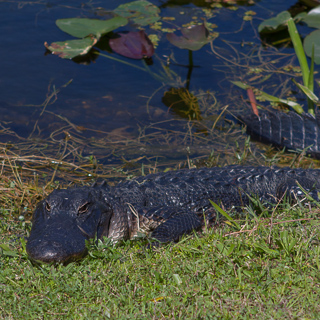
234 9 320 115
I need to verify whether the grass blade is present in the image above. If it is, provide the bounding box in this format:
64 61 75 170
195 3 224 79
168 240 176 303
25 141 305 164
231 80 304 114
292 79 319 103
209 200 240 230
308 44 315 114
287 18 309 87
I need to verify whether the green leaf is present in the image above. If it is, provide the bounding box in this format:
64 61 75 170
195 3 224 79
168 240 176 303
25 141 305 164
56 17 128 39
209 200 240 230
295 181 320 203
279 230 298 255
172 274 182 285
231 81 304 114
302 5 320 29
307 44 316 115
292 79 319 103
166 24 210 51
114 0 160 26
0 244 11 251
0 244 19 257
287 18 310 87
216 243 235 257
309 44 315 92
254 243 278 255
45 37 97 59
230 81 251 90
257 90 304 114
242 269 254 278
304 29 320 65
258 11 291 34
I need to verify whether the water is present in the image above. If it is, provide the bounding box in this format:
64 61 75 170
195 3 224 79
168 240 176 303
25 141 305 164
0 0 314 170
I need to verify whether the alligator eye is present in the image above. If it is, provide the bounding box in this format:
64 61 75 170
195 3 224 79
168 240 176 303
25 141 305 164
45 201 51 212
78 202 90 214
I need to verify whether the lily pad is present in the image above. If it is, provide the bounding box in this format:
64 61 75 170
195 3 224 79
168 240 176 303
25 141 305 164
302 5 320 29
109 31 154 59
304 29 320 64
166 24 210 51
258 11 291 34
114 0 160 26
56 17 128 39
44 37 97 59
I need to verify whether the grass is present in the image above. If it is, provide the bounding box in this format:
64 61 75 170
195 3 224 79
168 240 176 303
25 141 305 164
1 200 320 318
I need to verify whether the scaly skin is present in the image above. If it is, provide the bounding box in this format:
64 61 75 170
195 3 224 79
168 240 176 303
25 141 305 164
26 165 320 263
240 109 320 158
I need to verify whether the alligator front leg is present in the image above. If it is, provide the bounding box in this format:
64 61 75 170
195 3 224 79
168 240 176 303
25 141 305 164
130 205 203 243
151 211 202 243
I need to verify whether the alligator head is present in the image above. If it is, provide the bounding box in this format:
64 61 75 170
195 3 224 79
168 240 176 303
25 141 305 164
26 187 112 263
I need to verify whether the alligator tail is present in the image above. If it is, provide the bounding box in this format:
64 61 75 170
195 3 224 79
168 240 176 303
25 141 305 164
239 109 320 158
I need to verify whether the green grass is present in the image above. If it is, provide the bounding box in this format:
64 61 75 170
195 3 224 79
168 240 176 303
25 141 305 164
1 200 320 319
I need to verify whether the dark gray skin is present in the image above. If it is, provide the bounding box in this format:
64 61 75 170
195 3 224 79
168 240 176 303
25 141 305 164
240 109 320 158
26 166 320 264
26 187 112 263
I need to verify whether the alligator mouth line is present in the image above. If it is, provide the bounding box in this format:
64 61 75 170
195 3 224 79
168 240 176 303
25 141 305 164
78 225 92 238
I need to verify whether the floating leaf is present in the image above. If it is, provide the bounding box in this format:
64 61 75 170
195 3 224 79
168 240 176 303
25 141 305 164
258 11 291 34
109 31 154 59
302 5 320 29
44 37 97 59
166 24 210 51
56 17 128 39
304 29 320 65
114 0 160 26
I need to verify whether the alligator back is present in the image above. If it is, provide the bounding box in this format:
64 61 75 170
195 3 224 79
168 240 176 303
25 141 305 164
114 165 320 213
240 110 320 158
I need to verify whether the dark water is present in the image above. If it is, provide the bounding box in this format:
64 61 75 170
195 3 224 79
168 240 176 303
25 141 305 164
0 0 315 169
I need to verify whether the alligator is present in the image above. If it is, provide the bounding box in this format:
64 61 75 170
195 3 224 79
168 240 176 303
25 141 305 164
240 109 320 158
26 165 320 263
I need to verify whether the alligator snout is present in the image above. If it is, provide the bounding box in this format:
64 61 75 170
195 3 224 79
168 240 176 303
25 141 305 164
26 215 90 263
26 237 88 263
